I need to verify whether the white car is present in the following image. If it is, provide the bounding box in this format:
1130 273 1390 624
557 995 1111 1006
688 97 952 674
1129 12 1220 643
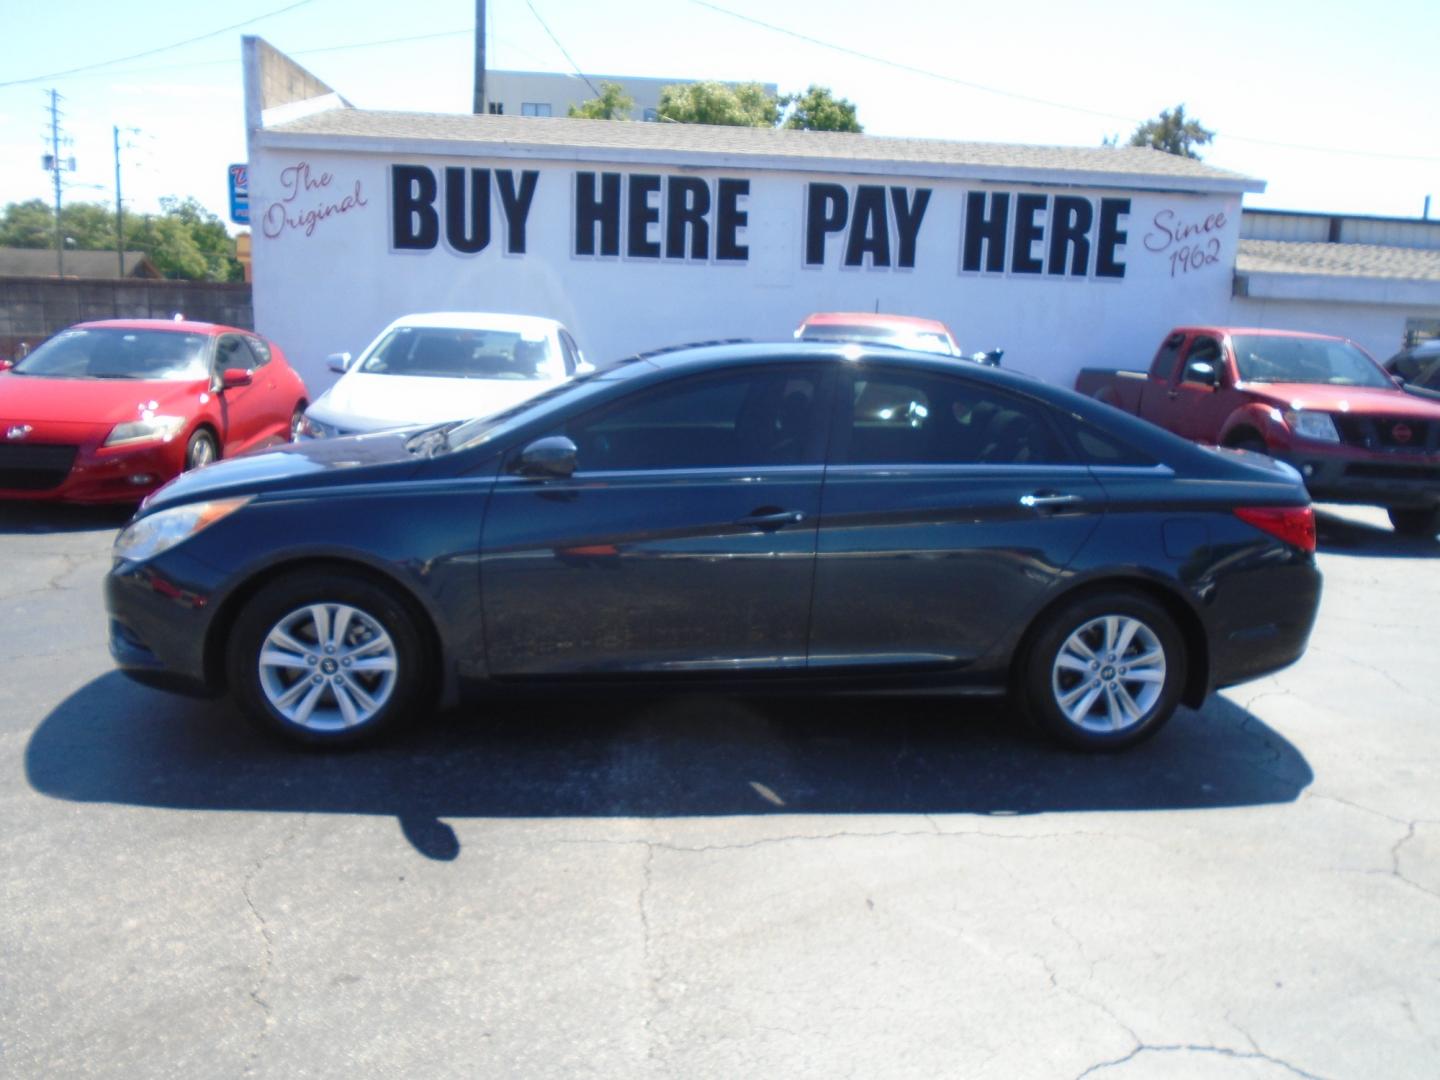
299 312 591 438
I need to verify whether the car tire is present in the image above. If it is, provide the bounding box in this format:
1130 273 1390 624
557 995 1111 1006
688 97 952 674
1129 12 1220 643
1387 505 1440 538
185 428 218 471
1018 589 1186 751
289 404 306 442
1227 431 1268 455
227 570 428 747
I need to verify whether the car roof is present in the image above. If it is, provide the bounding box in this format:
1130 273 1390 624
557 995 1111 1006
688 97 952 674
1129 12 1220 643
1173 326 1347 341
384 311 565 334
73 318 240 335
799 311 953 333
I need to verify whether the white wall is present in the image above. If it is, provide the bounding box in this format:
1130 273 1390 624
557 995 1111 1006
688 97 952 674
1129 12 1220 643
249 146 1245 393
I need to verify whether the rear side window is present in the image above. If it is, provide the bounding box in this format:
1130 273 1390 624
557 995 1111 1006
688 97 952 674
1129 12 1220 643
1150 333 1185 380
835 369 1073 466
1068 421 1157 466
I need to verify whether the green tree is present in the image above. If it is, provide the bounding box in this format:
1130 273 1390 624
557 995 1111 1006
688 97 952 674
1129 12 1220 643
658 81 779 127
0 197 242 281
1125 104 1214 159
0 200 56 247
779 85 862 132
568 81 636 120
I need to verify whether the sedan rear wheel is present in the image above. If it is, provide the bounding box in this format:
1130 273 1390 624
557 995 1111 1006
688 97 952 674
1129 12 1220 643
228 571 426 746
1020 590 1185 751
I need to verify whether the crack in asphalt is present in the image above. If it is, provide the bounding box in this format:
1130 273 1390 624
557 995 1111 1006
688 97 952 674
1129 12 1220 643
1073 1042 1334 1080
240 819 309 1076
1306 644 1428 701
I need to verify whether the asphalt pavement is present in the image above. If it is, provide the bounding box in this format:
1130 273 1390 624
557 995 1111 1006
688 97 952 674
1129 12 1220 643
2 501 1437 1079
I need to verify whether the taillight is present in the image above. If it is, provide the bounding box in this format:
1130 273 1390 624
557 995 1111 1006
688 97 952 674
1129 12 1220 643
1234 505 1316 553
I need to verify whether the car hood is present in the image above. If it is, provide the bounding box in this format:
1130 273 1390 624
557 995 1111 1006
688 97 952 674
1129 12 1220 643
312 371 561 430
0 372 209 426
142 428 426 511
1242 381 1440 418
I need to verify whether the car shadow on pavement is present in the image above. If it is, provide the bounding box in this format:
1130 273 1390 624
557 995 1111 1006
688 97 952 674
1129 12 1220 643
0 503 133 535
1315 509 1440 559
26 673 1313 861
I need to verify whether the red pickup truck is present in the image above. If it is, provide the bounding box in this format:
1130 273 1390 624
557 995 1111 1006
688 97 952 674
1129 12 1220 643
1076 327 1440 536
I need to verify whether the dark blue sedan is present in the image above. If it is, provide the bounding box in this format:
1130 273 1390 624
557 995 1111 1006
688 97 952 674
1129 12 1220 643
105 342 1322 750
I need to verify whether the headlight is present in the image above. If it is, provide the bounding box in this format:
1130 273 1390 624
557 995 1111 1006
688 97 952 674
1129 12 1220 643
298 413 335 439
104 415 186 447
113 496 253 562
1282 410 1339 442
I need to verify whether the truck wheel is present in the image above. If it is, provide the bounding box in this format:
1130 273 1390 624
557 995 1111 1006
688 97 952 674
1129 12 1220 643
1387 506 1440 538
1228 432 1268 456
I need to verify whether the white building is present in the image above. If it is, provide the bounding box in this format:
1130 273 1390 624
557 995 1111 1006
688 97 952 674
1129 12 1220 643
483 70 779 122
242 38 1440 391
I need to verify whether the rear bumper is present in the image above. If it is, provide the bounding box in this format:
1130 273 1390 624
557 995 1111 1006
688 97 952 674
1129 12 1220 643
1208 561 1323 690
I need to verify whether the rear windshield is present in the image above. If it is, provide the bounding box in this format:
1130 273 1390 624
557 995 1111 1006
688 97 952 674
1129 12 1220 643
13 328 210 381
359 326 560 380
1232 335 1390 388
799 323 956 356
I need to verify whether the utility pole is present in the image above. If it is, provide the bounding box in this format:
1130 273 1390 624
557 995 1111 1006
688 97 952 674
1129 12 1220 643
114 125 124 277
48 89 64 277
473 0 487 114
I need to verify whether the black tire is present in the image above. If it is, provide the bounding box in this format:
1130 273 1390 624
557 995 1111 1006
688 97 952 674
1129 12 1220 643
1017 589 1187 752
1227 431 1268 455
227 570 428 747
1387 506 1440 538
185 428 218 471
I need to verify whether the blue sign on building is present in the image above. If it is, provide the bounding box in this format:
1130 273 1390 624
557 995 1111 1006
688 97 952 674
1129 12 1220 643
228 163 250 226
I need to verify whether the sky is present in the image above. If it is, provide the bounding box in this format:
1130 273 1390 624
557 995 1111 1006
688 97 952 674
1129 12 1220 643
1 0 1436 233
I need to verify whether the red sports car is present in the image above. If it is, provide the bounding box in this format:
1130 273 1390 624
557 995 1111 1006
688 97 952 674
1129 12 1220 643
0 319 309 503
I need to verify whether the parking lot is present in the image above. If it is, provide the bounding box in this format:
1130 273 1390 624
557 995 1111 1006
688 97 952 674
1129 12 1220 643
3 501 1437 1079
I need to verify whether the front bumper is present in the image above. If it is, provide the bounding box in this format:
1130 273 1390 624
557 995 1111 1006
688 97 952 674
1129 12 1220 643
1276 444 1440 509
105 555 220 695
1 439 185 504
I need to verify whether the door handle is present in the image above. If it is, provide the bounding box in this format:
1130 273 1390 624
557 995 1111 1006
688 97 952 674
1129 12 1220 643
1020 492 1083 510
737 508 806 529
1167 389 1180 400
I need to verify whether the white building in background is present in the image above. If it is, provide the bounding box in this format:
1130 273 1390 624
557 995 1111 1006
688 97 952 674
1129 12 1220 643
241 38 1440 391
483 70 779 122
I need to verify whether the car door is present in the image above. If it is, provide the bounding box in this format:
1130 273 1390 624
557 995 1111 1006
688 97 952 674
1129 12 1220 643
212 333 272 454
809 364 1106 668
1164 334 1231 443
479 363 832 676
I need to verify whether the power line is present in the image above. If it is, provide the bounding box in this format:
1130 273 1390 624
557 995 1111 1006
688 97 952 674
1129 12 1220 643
0 0 321 88
522 0 599 98
687 0 1440 165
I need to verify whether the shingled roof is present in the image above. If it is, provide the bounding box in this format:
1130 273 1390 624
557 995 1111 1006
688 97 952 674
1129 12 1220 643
261 108 1262 194
0 248 160 279
1238 239 1440 282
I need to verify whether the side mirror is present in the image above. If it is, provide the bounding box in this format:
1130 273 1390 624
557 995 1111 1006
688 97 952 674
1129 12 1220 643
971 348 1003 367
327 351 353 374
221 367 253 390
1186 361 1218 388
514 435 578 479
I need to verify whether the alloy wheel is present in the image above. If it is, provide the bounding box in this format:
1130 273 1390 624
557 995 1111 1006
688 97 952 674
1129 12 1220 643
1050 614 1167 734
256 603 399 731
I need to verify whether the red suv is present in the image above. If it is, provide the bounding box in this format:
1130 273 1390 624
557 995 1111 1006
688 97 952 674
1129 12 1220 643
0 319 308 503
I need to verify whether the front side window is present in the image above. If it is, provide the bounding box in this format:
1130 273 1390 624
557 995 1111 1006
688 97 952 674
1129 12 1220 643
1181 337 1222 384
1233 335 1390 388
561 368 824 471
359 327 561 381
837 369 1072 466
12 328 210 381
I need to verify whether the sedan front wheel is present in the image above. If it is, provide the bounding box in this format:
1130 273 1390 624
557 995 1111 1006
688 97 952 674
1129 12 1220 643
1019 590 1186 751
228 570 427 746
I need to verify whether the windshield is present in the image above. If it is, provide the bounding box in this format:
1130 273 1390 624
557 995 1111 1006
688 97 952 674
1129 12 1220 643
358 326 561 380
1232 335 1390 388
13 327 210 381
800 323 956 356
